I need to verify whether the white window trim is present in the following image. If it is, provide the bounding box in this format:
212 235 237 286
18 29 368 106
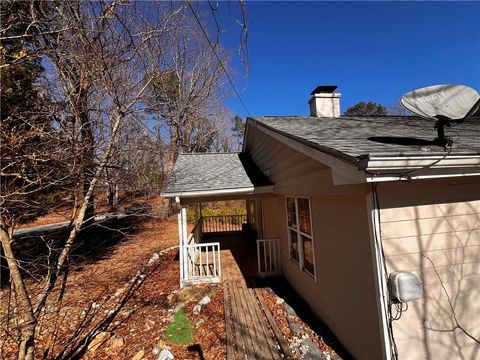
285 196 316 280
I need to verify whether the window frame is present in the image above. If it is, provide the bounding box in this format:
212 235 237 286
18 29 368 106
285 196 316 279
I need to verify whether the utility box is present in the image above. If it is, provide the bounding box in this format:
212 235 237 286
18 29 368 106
389 272 423 303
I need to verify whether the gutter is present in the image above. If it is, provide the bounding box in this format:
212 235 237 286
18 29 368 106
161 185 274 199
359 154 480 171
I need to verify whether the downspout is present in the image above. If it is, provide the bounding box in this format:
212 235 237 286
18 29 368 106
369 185 395 360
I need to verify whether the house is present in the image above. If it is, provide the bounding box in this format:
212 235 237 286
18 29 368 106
162 86 480 359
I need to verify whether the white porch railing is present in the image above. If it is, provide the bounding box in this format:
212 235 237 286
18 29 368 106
256 238 281 277
201 214 247 233
184 242 221 284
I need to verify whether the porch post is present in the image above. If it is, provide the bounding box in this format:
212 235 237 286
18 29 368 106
176 197 184 287
181 205 188 285
246 199 252 225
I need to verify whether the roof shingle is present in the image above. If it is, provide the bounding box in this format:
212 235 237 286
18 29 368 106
251 116 480 161
162 152 272 195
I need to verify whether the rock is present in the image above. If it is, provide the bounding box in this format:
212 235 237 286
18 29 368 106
132 349 145 360
275 297 285 305
122 310 132 318
157 348 175 360
301 338 328 360
284 302 297 317
198 295 211 305
110 336 124 348
144 319 156 331
196 319 205 326
192 304 202 315
87 331 110 352
155 339 168 349
147 252 160 266
152 347 160 355
288 318 302 334
114 288 125 298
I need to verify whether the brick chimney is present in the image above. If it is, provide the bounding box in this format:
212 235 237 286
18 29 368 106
308 85 341 118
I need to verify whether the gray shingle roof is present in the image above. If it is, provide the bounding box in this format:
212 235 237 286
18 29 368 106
251 116 480 162
162 152 272 195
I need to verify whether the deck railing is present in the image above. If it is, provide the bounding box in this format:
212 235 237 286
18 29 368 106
184 242 221 284
201 214 247 233
256 238 281 277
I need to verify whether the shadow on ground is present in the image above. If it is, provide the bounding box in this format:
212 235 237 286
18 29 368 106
1 213 154 288
252 276 354 360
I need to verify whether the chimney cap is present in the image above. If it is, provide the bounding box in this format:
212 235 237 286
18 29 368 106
311 85 338 95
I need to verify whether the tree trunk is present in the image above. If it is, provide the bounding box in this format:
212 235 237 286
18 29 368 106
0 220 36 360
33 111 127 317
107 185 116 212
80 102 95 224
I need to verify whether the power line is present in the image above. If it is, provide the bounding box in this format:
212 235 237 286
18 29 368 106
187 1 251 116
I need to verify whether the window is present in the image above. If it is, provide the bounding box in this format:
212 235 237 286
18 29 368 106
286 196 315 278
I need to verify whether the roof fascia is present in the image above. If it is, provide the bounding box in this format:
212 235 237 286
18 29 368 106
242 118 251 153
161 185 274 199
362 155 480 171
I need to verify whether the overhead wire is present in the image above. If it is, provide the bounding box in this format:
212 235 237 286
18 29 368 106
187 0 251 116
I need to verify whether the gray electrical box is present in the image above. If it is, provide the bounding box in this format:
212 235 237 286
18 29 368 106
389 272 423 303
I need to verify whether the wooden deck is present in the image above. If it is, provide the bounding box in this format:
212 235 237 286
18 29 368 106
224 281 283 360
224 280 295 359
205 233 293 359
204 233 258 285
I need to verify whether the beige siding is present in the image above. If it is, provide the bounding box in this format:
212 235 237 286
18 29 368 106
379 178 480 359
246 125 384 359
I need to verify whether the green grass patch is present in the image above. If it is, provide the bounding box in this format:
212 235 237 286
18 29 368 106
207 290 215 298
165 308 194 345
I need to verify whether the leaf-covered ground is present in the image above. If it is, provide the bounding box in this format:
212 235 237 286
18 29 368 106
1 216 226 359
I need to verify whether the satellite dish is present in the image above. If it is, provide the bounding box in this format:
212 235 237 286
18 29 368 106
401 84 480 120
401 84 480 148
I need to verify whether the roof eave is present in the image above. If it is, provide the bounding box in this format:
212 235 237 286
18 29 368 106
361 154 480 182
362 154 480 171
161 185 274 199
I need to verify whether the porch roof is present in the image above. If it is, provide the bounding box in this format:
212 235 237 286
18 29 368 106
162 152 273 199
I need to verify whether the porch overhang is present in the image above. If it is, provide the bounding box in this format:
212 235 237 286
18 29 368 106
162 185 274 199
162 152 274 202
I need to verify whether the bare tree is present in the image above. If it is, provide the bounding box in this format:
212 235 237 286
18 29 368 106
143 5 233 168
1 1 245 358
0 2 175 358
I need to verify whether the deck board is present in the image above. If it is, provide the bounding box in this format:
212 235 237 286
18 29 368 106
224 280 284 360
224 282 236 360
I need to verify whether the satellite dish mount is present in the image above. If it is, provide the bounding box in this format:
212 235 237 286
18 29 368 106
433 115 460 148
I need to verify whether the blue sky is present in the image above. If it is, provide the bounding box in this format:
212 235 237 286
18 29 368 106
208 1 480 117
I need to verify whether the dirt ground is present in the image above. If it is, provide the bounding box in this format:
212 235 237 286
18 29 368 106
2 199 348 360
0 216 225 360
